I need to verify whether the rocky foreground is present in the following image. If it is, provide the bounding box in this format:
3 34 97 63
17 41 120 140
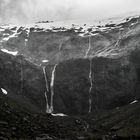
0 15 140 139
1 91 140 140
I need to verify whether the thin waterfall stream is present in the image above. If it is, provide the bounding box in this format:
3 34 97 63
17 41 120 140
85 36 91 58
50 64 58 113
42 64 58 113
88 58 93 113
84 35 93 113
42 66 50 113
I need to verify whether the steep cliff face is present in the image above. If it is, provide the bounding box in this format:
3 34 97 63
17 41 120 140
0 15 140 115
52 55 138 115
0 51 46 113
1 16 140 64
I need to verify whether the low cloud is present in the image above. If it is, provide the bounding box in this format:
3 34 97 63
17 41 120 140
0 0 140 24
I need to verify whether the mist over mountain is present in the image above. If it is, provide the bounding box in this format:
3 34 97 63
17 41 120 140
0 0 140 24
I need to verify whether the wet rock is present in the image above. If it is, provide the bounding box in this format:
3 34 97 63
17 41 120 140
0 51 46 113
36 134 54 140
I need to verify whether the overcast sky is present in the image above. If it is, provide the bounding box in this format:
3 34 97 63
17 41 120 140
0 0 140 24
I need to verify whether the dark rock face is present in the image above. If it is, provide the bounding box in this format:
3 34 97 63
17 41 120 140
130 50 140 99
0 16 140 115
0 49 140 115
52 55 138 115
1 15 140 139
0 51 46 113
1 89 140 140
53 59 90 115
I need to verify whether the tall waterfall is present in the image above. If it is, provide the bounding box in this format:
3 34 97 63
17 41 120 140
42 66 50 113
42 64 57 113
88 59 93 113
59 41 63 51
85 36 91 58
84 35 93 113
43 66 49 92
50 64 58 113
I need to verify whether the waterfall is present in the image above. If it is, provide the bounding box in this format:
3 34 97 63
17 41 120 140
85 35 93 113
50 64 58 113
85 36 91 58
42 66 50 113
88 59 93 113
44 91 50 113
43 66 49 92
42 64 57 113
59 41 63 51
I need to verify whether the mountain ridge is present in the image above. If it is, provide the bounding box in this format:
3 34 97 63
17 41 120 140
0 14 140 139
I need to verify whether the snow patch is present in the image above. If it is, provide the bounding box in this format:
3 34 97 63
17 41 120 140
25 29 30 37
1 26 19 42
42 60 49 63
1 88 8 95
1 49 18 56
130 100 138 104
25 39 28 42
0 28 5 32
51 113 67 117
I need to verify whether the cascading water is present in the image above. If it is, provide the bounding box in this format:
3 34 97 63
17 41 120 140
42 64 57 113
85 36 93 113
42 66 50 113
42 41 60 114
43 66 49 92
59 41 63 51
85 36 91 58
88 58 93 113
50 64 58 113
115 28 130 48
